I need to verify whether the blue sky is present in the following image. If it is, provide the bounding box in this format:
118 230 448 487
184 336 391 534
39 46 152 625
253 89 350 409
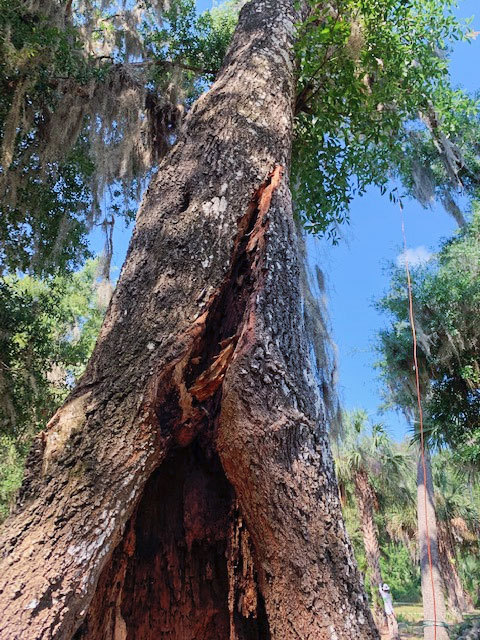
315 0 480 440
91 0 479 441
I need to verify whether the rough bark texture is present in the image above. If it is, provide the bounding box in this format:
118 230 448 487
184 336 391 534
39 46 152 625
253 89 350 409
354 471 389 636
417 449 449 640
0 1 378 639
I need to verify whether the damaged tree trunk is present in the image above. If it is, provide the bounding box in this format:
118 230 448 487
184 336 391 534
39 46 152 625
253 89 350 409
0 1 378 638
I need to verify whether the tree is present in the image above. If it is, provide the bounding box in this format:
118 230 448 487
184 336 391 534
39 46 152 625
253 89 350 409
0 2 378 638
384 448 478 619
376 212 480 637
376 362 449 640
416 446 449 640
0 0 478 638
334 410 404 636
340 440 422 603
1 0 479 270
376 262 467 638
0 0 240 275
0 260 106 519
376 211 480 468
433 452 478 618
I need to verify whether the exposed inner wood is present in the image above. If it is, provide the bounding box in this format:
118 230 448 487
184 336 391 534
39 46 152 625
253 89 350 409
73 169 282 639
74 445 269 640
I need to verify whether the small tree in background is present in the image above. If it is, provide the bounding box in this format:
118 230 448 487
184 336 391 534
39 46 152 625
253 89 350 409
0 260 105 519
433 452 479 617
376 214 480 637
334 409 406 632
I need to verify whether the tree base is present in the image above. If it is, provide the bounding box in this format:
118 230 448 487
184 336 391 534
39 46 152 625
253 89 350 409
74 440 270 639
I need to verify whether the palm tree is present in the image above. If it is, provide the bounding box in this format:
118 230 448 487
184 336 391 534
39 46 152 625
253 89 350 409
433 452 478 618
416 444 449 640
383 446 477 628
333 410 405 637
383 444 418 567
376 300 451 640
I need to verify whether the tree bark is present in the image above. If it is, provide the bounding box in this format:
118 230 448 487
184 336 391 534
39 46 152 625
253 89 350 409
417 448 449 640
0 1 378 638
354 471 392 637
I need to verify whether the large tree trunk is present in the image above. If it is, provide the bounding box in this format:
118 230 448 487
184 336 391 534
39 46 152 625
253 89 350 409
0 1 377 639
354 470 391 637
417 448 448 640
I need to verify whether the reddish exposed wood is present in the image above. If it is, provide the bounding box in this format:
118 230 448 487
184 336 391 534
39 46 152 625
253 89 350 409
227 506 265 636
188 165 284 406
190 338 237 402
75 448 269 640
246 166 283 256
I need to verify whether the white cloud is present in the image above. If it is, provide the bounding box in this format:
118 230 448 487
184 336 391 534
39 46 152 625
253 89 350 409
396 246 432 268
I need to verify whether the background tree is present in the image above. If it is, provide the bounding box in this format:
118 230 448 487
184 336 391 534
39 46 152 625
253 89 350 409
416 445 449 640
0 260 105 519
376 214 480 636
376 209 480 468
433 452 478 617
333 409 405 632
0 0 241 275
1 0 479 271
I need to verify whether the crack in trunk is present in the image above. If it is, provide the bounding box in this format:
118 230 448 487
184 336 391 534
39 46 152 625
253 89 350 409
73 167 283 640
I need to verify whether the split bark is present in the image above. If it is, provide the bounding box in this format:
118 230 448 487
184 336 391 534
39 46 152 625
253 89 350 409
0 1 378 639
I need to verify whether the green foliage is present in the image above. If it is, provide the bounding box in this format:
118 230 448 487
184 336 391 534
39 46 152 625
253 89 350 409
148 0 240 82
338 435 421 603
0 260 104 443
333 410 411 604
333 409 406 487
0 0 101 274
0 434 25 521
0 0 240 276
292 0 480 240
2 0 479 269
0 259 107 519
433 450 480 529
376 212 480 466
338 430 480 608
0 142 95 276
458 554 480 607
380 542 421 602
343 503 421 604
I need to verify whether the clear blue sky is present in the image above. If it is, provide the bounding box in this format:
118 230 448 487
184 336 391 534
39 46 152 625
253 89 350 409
91 0 479 441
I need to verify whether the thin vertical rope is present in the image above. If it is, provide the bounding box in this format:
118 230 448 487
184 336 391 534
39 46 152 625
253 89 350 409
400 207 437 640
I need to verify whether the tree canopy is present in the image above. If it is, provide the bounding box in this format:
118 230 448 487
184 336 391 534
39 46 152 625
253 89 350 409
1 0 479 273
376 210 480 467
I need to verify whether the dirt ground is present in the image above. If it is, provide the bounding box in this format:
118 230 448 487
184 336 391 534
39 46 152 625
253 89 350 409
378 604 480 640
